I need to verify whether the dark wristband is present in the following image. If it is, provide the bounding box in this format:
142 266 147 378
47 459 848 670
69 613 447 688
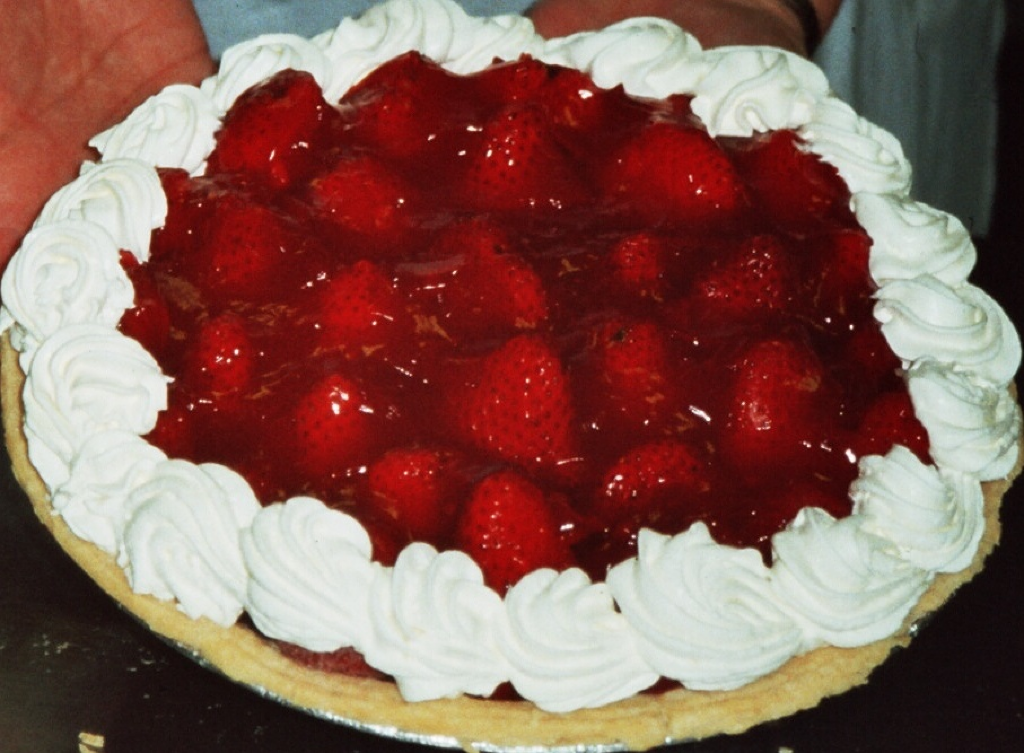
777 0 823 55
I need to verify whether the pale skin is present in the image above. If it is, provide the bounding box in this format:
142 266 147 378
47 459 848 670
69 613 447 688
0 0 213 264
529 0 843 53
0 0 841 266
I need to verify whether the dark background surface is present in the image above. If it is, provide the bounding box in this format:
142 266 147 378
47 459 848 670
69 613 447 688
2 11 1023 753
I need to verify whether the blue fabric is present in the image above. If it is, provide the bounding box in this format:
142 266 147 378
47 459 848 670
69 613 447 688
815 0 1003 232
193 0 533 56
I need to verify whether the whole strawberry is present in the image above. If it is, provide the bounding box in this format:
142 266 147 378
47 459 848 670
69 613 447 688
445 334 582 483
606 232 670 302
207 69 337 187
117 251 172 364
689 233 798 323
340 51 467 160
471 56 552 106
426 218 548 340
195 196 297 303
805 227 875 327
716 478 853 561
575 318 680 439
181 312 257 398
308 153 420 248
364 445 470 544
603 120 746 224
592 438 714 529
732 129 853 231
281 370 399 493
851 389 931 464
453 469 576 593
718 335 840 481
454 102 588 211
314 259 410 356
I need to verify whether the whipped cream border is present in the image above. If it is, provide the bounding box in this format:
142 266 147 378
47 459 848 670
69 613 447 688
1 0 1019 715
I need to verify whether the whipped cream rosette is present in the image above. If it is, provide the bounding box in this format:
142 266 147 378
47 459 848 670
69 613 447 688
1 0 1019 749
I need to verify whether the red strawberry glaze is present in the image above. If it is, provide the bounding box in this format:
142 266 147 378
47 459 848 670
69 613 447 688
127 53 916 600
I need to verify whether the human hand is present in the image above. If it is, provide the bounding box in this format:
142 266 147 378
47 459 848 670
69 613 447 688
0 0 213 267
528 0 836 55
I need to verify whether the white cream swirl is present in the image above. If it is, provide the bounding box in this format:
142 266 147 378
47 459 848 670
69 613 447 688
34 159 167 261
21 324 169 490
0 220 132 351
498 568 657 711
52 429 167 555
540 17 704 100
2 0 1020 715
874 276 1022 386
691 46 830 137
854 193 977 286
241 497 376 651
89 86 222 177
201 34 335 113
364 544 506 702
320 0 538 100
121 460 260 626
771 509 931 648
800 97 912 197
607 526 804 691
907 360 1022 480
851 447 984 573
440 13 542 75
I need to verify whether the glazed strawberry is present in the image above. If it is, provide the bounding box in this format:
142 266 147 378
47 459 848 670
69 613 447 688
592 439 714 528
689 233 798 322
283 371 395 491
308 153 420 246
717 478 853 560
150 171 239 268
603 119 746 224
733 129 853 230
195 196 296 302
537 65 610 132
807 228 874 323
207 69 336 187
341 52 466 159
356 513 404 567
851 389 931 463
315 260 409 355
117 251 172 363
718 335 839 480
455 103 588 211
181 313 257 397
123 53 905 609
145 398 195 461
149 169 196 263
576 318 679 438
230 454 281 506
474 55 552 104
427 219 548 339
453 469 576 593
606 232 669 301
364 446 469 543
445 334 581 483
837 322 903 402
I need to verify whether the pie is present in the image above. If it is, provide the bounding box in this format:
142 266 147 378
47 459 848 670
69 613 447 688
1 0 1020 749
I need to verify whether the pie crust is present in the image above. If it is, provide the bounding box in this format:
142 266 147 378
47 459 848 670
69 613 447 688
4 333 1017 750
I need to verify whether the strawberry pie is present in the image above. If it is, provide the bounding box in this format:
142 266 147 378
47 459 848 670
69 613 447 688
1 0 1021 749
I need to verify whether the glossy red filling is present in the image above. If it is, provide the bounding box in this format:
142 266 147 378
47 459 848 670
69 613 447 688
119 53 929 604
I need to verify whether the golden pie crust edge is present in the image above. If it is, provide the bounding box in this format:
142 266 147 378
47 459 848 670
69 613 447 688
2 334 1018 751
